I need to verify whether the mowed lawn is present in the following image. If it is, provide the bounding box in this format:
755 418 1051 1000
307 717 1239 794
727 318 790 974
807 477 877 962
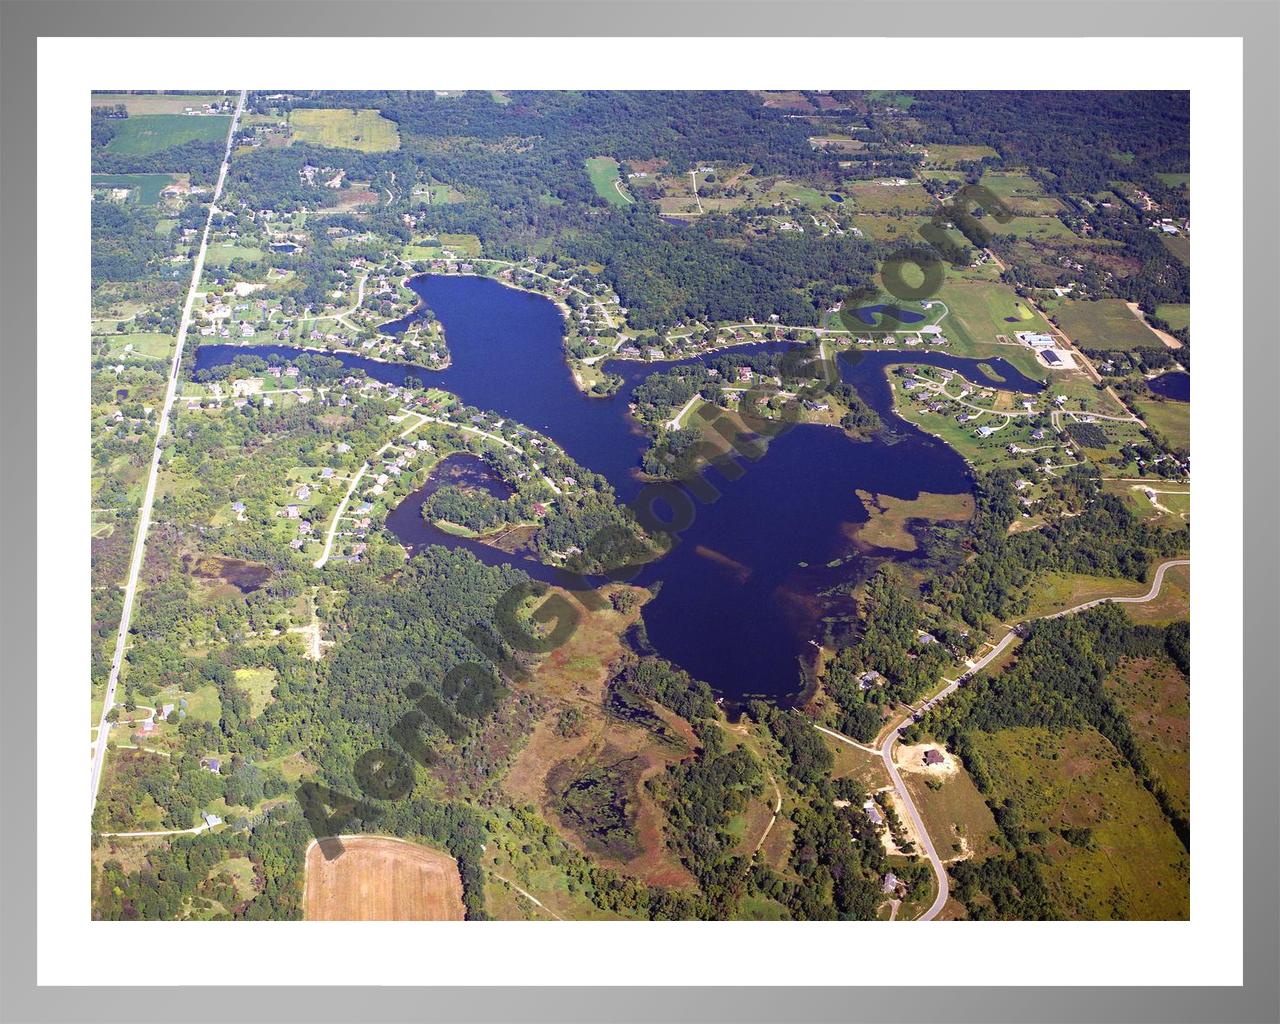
289 108 400 152
104 114 232 156
1052 298 1165 351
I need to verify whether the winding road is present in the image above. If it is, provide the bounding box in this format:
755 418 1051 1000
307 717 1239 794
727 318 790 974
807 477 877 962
817 556 1189 921
90 90 247 816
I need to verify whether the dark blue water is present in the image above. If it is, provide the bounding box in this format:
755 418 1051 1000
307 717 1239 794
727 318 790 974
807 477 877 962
829 193 844 203
1148 371 1189 402
849 304 926 326
195 274 1042 702
271 242 298 253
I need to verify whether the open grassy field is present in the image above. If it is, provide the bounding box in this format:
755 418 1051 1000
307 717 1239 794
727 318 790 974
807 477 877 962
978 170 1064 216
585 157 630 207
104 114 231 156
99 332 176 361
289 108 400 152
1155 303 1190 331
1136 397 1190 448
1023 560 1188 619
847 180 936 213
233 667 277 717
93 92 228 115
900 761 1000 863
1105 656 1189 820
91 172 178 206
1052 298 1168 351
922 143 999 167
931 276 1049 348
1161 232 1191 266
303 836 466 920
204 242 265 268
969 726 1188 919
823 733 891 793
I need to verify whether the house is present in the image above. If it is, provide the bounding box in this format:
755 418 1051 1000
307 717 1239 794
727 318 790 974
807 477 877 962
320 467 334 480
859 670 884 690
285 504 300 518
882 872 900 894
863 800 884 826
159 704 175 721
137 719 156 735
201 757 221 774
976 425 996 438
201 812 223 829
923 749 945 767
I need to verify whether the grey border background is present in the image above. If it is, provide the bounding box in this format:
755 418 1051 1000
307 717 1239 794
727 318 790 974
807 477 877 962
1 2 1276 1021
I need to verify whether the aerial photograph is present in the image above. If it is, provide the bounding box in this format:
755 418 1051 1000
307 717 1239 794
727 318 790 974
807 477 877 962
89 89 1191 923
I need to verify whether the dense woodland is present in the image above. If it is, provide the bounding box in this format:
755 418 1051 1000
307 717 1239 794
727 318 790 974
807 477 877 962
91 89 1190 923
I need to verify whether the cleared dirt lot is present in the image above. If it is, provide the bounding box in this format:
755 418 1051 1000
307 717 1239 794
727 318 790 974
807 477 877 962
303 835 465 921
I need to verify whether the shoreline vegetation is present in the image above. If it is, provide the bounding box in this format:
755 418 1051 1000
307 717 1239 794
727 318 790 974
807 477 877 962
91 88 1189 924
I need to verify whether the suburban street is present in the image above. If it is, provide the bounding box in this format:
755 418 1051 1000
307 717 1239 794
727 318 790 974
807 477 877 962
89 90 247 815
816 556 1189 921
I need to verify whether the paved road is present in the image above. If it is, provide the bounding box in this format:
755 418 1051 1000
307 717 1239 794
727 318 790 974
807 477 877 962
817 556 1188 921
90 90 247 816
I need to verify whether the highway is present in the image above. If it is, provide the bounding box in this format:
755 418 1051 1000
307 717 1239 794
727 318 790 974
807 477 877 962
89 90 247 816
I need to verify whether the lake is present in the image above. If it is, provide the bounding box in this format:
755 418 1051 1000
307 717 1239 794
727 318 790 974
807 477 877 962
848 304 926 326
196 274 1042 702
1148 371 1189 401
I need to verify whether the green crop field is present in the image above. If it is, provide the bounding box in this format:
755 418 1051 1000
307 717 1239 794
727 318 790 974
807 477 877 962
104 114 232 156
91 172 178 206
289 108 400 152
585 157 630 207
1052 298 1165 351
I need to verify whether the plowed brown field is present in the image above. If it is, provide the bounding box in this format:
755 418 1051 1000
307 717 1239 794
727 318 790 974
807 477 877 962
303 835 465 921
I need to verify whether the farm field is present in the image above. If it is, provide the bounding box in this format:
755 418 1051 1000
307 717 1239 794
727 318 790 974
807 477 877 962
968 726 1188 920
289 108 400 151
303 835 466 920
91 172 179 206
1052 298 1169 351
585 157 630 207
104 114 232 157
